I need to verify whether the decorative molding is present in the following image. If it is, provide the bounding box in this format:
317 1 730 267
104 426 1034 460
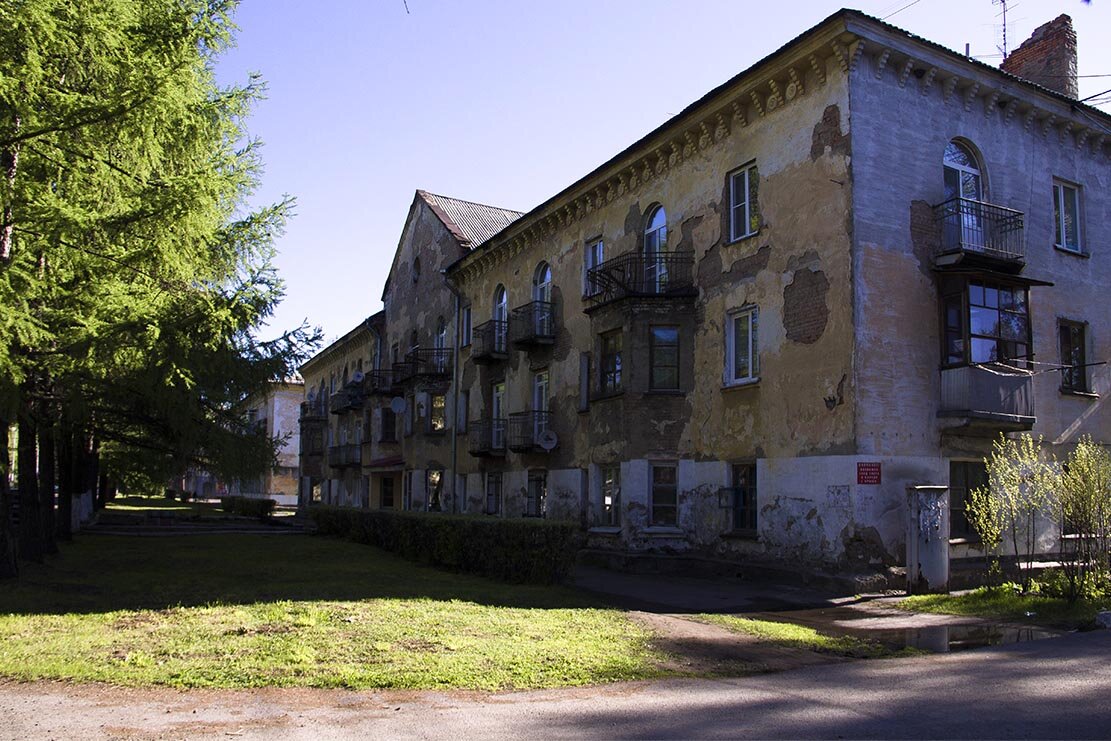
749 90 765 117
848 39 866 71
874 48 892 79
830 42 849 73
767 79 784 111
1023 108 1037 132
809 54 827 85
731 100 748 127
1003 99 1020 125
897 60 914 88
984 91 1000 118
942 76 958 103
962 82 980 112
786 67 804 99
920 66 937 95
1041 114 1057 137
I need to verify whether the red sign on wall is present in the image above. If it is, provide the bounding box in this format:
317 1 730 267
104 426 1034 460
857 462 882 485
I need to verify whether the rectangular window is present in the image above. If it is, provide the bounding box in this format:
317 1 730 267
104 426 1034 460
426 469 443 512
650 464 678 527
729 163 760 241
390 342 399 365
525 470 546 518
730 463 757 532
650 326 680 390
583 238 604 296
485 472 502 515
725 307 759 384
380 408 396 442
380 477 395 509
1053 181 1082 253
601 464 620 527
429 394 446 432
600 330 622 394
1059 321 1088 393
461 305 472 346
968 281 1029 365
950 460 987 540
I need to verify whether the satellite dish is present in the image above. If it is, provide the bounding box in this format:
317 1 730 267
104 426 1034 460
351 371 365 383
538 429 558 451
390 396 406 414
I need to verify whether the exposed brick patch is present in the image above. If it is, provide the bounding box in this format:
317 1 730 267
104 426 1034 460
1000 15 1077 98
810 105 849 161
909 200 939 278
783 268 830 344
624 202 643 242
698 243 771 289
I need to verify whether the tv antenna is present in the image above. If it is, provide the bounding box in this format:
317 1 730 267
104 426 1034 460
994 0 1010 59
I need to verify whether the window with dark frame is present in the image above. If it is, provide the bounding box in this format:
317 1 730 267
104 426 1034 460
650 326 680 390
600 330 622 394
1059 321 1088 393
380 408 396 442
461 305 472 346
730 463 757 532
525 470 547 518
942 279 1030 367
485 472 502 515
380 476 395 509
650 464 678 527
949 460 987 540
402 470 413 511
583 238 604 296
426 469 443 512
601 464 620 527
729 163 760 242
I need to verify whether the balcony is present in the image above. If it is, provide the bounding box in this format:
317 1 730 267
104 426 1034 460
939 365 1035 431
329 382 365 415
365 369 397 396
302 430 324 456
507 411 552 453
328 443 362 468
510 302 556 348
467 418 506 456
584 250 696 311
472 320 508 364
391 358 418 386
300 401 327 425
407 348 453 380
932 198 1025 270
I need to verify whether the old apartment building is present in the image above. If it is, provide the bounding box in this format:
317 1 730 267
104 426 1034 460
300 9 1109 572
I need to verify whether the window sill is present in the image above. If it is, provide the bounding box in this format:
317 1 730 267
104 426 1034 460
722 377 760 392
722 529 759 541
1059 388 1099 399
727 230 761 246
588 526 622 536
644 526 683 536
1053 245 1089 259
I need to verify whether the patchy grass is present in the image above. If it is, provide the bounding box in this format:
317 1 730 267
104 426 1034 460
900 588 1106 629
696 614 913 659
0 534 666 690
105 494 223 518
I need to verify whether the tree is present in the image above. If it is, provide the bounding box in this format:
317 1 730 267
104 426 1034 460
1054 437 1111 603
0 0 318 577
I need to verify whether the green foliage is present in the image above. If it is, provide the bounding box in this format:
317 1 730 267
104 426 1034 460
219 495 275 519
696 614 909 659
1053 436 1111 603
309 506 583 585
900 585 1104 629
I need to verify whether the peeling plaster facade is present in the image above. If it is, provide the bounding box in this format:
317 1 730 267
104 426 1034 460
298 9 1110 575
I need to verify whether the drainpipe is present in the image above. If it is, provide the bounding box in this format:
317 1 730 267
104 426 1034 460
441 269 464 515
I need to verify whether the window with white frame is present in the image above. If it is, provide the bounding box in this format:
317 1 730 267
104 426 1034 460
729 163 760 242
1053 180 1082 254
725 307 759 385
583 238 604 296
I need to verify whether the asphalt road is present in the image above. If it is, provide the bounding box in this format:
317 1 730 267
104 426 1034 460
2 630 1109 740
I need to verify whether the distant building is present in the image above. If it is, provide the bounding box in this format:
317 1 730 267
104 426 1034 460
300 10 1109 575
225 379 303 505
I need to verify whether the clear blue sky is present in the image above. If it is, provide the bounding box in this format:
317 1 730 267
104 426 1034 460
214 0 1110 344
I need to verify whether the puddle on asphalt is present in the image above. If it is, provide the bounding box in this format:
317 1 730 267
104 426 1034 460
831 623 1062 653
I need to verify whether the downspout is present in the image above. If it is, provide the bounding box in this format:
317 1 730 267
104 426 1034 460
441 270 464 515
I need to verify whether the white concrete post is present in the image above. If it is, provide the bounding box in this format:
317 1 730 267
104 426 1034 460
906 485 950 594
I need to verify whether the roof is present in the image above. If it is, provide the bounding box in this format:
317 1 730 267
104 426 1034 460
447 7 1111 276
417 190 523 249
298 314 378 376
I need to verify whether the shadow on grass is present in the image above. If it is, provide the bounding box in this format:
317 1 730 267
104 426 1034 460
0 533 604 616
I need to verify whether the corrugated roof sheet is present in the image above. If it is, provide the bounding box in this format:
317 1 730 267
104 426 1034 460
418 190 523 249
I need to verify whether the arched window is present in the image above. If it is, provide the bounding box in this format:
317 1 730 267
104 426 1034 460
492 285 508 352
532 262 552 304
409 329 419 354
643 205 668 292
943 140 983 203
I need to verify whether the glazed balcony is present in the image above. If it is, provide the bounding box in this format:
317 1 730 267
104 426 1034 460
932 198 1025 270
507 411 552 453
328 443 362 468
472 320 508 364
939 365 1035 431
467 417 506 456
584 250 696 311
510 302 556 348
301 429 324 456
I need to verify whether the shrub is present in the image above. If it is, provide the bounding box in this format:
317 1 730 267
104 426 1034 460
308 506 583 584
220 496 276 519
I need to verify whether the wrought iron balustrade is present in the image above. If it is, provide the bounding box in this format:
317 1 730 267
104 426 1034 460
472 320 508 364
507 411 552 452
467 417 507 456
584 250 696 310
406 348 453 379
328 443 362 468
510 302 556 347
932 197 1025 266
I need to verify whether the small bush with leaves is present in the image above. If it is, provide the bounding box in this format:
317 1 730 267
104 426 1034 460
309 506 582 584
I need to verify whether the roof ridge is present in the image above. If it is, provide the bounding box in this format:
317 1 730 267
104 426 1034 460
418 188 524 215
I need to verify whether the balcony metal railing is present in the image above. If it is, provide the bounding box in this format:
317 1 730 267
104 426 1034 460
467 418 507 456
300 401 327 424
328 443 362 468
510 302 556 348
472 320 508 364
365 369 397 395
507 410 552 452
939 365 1034 425
301 430 324 456
407 348 453 379
391 358 418 385
932 198 1025 265
584 250 696 310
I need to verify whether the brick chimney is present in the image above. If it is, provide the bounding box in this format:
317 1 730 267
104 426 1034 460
1000 15 1078 98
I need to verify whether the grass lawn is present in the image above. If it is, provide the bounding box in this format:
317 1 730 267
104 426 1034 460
105 494 225 518
695 614 913 659
900 588 1107 629
0 534 665 690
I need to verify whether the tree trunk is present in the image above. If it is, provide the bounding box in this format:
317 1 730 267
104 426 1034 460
56 425 73 541
0 114 21 263
38 416 57 555
0 421 18 578
17 405 43 563
96 472 109 511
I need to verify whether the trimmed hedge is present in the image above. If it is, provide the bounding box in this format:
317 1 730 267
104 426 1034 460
220 496 276 519
308 506 583 584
